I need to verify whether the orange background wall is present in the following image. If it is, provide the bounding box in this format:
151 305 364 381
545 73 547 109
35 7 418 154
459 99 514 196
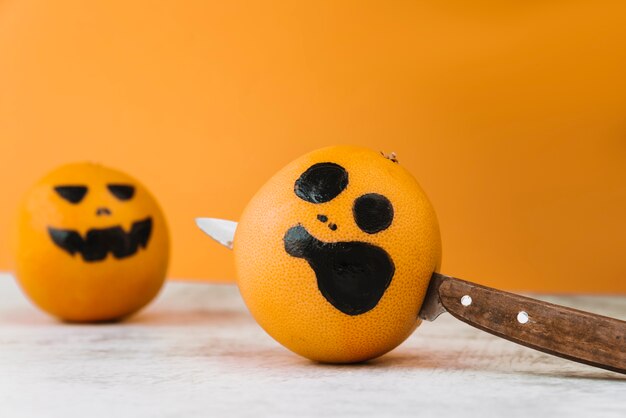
1 1 625 292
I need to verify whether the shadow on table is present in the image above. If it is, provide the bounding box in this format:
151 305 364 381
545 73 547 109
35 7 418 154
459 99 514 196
0 307 252 327
367 349 626 381
126 308 252 326
0 308 58 326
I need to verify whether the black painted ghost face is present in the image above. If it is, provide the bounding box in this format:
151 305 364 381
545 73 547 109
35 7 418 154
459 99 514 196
48 184 153 262
284 162 395 315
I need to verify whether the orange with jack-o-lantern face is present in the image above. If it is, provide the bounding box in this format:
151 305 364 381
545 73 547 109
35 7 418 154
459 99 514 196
16 163 169 322
234 146 442 363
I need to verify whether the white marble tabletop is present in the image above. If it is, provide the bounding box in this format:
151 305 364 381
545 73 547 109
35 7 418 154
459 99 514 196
0 273 625 418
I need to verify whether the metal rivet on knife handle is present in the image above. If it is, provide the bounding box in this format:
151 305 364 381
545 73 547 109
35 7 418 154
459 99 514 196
517 311 529 324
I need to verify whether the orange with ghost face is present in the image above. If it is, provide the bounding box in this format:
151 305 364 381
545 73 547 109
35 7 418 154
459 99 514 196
234 145 442 363
16 163 169 322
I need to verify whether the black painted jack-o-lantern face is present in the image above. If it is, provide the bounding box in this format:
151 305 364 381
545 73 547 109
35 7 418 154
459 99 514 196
16 163 170 322
284 162 396 316
48 183 153 262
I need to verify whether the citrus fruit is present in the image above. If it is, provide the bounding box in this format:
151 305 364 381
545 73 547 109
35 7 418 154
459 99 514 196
16 163 169 322
234 145 441 362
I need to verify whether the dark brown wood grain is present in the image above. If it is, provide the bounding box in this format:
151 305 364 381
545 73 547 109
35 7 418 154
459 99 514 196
434 273 626 374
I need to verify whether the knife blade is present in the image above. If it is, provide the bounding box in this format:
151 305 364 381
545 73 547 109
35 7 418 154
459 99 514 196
195 217 237 249
195 218 626 374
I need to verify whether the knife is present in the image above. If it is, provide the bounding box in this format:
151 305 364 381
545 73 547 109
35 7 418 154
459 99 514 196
196 217 626 374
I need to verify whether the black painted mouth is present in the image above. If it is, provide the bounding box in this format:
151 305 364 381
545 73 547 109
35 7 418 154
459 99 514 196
48 217 153 262
284 225 394 315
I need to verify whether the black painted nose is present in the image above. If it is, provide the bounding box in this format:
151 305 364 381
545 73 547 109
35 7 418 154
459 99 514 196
96 207 112 216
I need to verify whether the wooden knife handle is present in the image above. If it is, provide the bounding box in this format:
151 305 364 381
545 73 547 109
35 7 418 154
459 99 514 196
436 274 626 374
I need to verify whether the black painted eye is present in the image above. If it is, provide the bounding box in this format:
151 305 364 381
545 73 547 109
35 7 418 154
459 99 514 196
107 184 135 201
353 193 394 234
54 185 88 204
294 162 349 204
